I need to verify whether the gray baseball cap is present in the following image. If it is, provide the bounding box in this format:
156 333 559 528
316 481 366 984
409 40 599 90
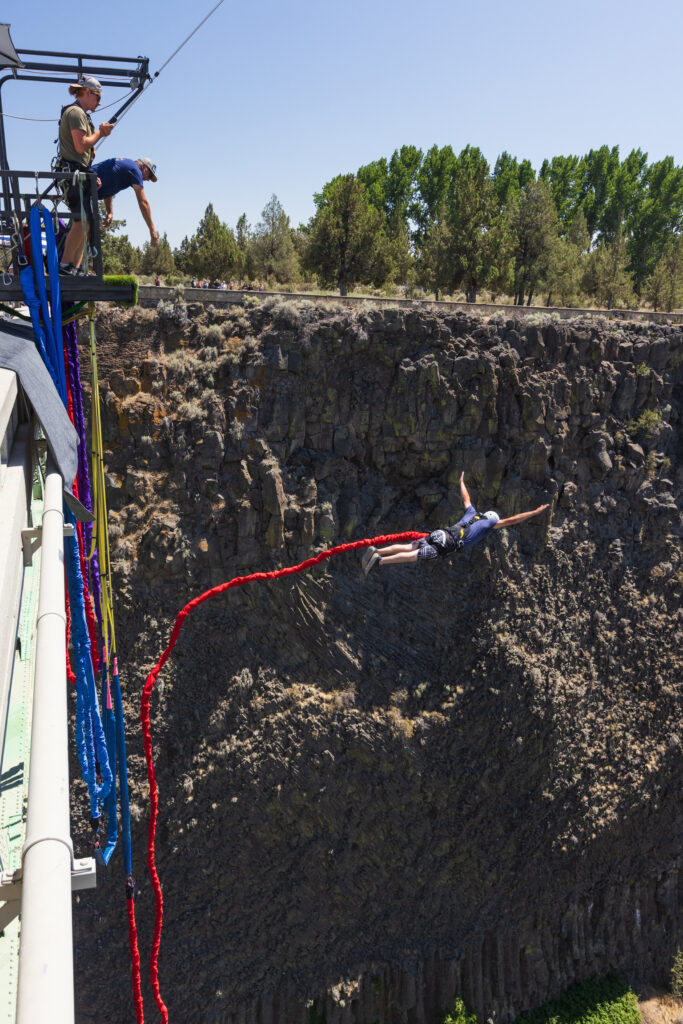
75 74 102 94
138 157 157 182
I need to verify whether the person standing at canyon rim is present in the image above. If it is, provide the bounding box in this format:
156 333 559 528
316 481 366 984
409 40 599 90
362 472 549 575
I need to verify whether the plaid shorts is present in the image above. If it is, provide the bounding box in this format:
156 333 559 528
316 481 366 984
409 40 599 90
416 529 454 561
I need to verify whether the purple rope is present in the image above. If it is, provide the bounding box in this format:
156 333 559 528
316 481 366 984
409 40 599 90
63 321 104 640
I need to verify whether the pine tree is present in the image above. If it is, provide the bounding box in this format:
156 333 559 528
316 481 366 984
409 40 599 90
583 226 635 309
183 203 238 280
304 174 391 295
251 195 299 283
645 232 683 311
447 145 496 302
509 179 560 305
544 210 590 306
235 213 255 280
416 202 452 300
141 232 174 276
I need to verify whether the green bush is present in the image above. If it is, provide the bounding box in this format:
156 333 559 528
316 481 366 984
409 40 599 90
626 408 663 440
513 975 640 1024
672 947 683 996
443 997 479 1024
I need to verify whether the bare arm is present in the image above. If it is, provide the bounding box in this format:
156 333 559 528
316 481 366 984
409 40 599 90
102 195 113 228
459 471 471 509
70 122 113 154
494 504 549 530
133 185 159 246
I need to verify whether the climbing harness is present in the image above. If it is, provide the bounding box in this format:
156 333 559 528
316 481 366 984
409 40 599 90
140 529 428 1022
446 513 486 552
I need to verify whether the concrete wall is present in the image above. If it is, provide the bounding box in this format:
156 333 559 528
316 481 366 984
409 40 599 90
137 284 683 324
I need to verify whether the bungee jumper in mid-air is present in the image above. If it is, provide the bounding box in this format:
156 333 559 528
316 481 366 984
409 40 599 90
362 472 550 575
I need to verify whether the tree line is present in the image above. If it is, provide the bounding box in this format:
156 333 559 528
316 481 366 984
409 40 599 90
102 144 683 310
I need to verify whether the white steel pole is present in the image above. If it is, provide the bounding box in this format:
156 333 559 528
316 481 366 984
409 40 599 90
16 462 75 1024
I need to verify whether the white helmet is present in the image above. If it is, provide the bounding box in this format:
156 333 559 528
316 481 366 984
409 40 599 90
483 510 500 523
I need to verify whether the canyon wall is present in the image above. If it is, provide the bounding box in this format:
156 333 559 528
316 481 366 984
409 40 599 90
71 299 681 1023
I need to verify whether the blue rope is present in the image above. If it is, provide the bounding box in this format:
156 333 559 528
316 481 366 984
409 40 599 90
112 660 133 876
19 265 58 383
22 208 113 817
29 204 65 404
98 658 119 865
64 506 112 812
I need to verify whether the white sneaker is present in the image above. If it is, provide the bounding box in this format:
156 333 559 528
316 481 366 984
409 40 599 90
363 552 381 576
361 545 377 570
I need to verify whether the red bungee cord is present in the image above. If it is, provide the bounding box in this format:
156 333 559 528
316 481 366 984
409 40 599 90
140 530 426 1021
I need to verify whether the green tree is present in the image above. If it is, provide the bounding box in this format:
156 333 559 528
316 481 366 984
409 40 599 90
173 235 190 274
493 151 534 214
583 226 636 308
386 145 422 221
141 232 174 277
626 155 683 294
183 203 238 280
645 232 683 311
357 147 420 287
544 210 590 307
234 213 255 280
413 144 456 241
446 145 496 302
539 153 584 232
579 145 620 239
485 212 515 300
304 173 391 295
386 208 414 287
98 204 142 274
251 194 299 283
600 147 647 244
356 156 389 216
509 179 560 305
415 201 452 299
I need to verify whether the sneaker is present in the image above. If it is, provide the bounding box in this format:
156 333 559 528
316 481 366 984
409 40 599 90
363 551 381 577
59 262 74 276
361 546 377 570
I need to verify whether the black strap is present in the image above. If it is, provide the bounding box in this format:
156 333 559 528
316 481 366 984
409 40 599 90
446 514 484 550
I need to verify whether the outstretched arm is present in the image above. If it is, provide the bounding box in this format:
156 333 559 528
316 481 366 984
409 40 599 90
459 471 471 509
494 504 549 529
133 184 159 247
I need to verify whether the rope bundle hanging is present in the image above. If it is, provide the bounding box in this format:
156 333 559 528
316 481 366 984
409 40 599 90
140 529 428 1021
19 205 144 1021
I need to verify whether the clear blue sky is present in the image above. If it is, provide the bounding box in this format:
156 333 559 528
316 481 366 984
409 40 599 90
4 0 682 248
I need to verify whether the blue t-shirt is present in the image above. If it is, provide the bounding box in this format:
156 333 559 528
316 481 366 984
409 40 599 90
451 505 496 548
92 157 143 198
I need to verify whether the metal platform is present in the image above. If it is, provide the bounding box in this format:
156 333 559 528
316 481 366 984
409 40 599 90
0 276 136 305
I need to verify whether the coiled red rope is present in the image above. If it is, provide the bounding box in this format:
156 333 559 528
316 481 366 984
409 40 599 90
140 531 425 1020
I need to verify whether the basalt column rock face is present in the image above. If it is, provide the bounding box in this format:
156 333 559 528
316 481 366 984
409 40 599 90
72 300 681 1024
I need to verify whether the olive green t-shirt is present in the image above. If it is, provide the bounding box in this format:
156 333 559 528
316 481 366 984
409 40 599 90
58 103 94 167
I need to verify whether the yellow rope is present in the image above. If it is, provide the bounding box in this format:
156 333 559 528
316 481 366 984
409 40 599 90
87 305 117 663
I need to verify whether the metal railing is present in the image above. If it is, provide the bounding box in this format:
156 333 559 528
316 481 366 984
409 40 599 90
0 167 102 286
